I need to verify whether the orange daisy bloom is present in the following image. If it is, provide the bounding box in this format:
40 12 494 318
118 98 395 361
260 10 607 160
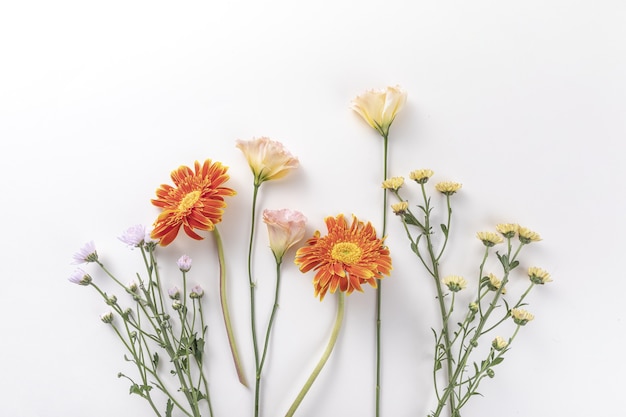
295 214 392 300
151 159 236 246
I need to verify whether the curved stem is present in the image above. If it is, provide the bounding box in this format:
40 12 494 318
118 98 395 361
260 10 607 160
285 292 345 417
214 227 249 387
249 182 262 378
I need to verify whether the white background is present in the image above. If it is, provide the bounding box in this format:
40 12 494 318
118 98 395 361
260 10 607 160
1 1 625 416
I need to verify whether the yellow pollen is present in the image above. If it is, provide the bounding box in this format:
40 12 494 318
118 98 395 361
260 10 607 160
331 242 362 265
178 190 201 212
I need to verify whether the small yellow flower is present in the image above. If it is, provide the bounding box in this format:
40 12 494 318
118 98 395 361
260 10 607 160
382 176 405 191
476 231 504 247
492 336 508 351
391 201 409 215
486 273 503 292
351 85 407 137
528 266 552 285
442 275 467 292
435 182 462 196
496 223 519 238
510 308 534 325
518 226 541 244
409 169 434 184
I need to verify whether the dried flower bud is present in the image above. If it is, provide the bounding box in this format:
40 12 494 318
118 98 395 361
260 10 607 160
106 295 118 306
492 336 508 351
100 311 114 324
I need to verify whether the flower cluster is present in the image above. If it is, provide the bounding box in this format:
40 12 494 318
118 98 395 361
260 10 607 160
68 85 551 417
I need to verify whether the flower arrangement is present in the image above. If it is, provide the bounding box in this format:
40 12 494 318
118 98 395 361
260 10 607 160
68 86 551 417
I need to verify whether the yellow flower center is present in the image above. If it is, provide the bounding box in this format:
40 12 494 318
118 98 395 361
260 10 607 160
178 190 201 212
331 242 362 265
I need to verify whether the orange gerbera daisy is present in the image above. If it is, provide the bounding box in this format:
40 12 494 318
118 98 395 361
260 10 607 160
295 214 392 300
151 159 236 246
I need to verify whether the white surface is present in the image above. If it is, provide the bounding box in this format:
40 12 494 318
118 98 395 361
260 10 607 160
1 1 625 416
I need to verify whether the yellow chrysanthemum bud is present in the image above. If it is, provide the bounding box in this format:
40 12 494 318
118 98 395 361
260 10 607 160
442 275 467 292
528 266 552 284
382 176 405 191
476 231 504 247
496 223 519 238
510 308 534 325
409 169 434 184
435 181 462 196
492 336 508 351
518 226 541 244
391 201 409 215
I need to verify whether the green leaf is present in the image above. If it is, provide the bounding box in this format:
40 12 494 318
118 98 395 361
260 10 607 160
152 352 159 368
440 224 448 237
129 384 143 397
492 357 505 366
165 399 174 417
509 260 520 270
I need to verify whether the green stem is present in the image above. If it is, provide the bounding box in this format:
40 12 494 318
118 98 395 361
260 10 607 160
214 227 249 387
248 182 262 416
375 132 389 417
285 292 345 417
256 260 283 417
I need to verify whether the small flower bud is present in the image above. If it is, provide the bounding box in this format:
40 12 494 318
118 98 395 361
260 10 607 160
469 302 479 313
172 300 183 310
189 285 204 299
486 368 495 378
100 311 114 324
127 281 139 293
470 339 478 347
168 286 181 300
442 275 467 292
177 255 192 272
492 336 508 351
510 308 534 326
106 295 118 306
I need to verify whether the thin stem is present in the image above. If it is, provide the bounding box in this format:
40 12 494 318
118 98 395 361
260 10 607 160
214 227 248 387
249 182 262 378
285 292 345 417
375 132 389 417
256 260 283 417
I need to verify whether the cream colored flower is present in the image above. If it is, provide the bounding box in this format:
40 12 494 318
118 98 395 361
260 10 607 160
351 85 407 137
492 336 508 351
496 223 519 238
443 275 467 292
391 201 409 215
510 308 534 325
486 273 503 292
476 231 504 247
528 266 552 285
518 226 541 244
382 176 405 191
263 209 307 263
435 182 462 196
236 137 299 185
409 169 434 184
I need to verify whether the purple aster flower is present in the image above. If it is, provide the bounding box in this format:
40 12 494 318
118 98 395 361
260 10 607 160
177 255 192 272
68 268 92 285
118 225 147 248
72 241 98 264
168 286 181 300
189 285 204 299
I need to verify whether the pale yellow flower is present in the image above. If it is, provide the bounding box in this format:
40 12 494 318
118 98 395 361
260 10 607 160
510 308 534 325
442 275 467 292
435 182 462 196
496 223 519 238
528 266 552 285
492 336 508 351
476 231 504 247
486 273 503 292
391 201 409 215
351 85 407 137
236 137 299 185
382 176 405 191
518 226 541 244
409 169 434 184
